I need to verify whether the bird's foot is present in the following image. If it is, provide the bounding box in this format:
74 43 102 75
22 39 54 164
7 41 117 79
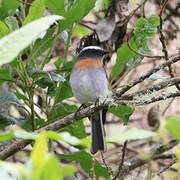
74 104 86 119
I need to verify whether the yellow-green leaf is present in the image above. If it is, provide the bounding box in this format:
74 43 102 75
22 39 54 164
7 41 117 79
31 131 48 168
166 117 180 140
109 129 157 142
23 0 45 25
0 15 62 66
42 155 61 180
0 20 9 38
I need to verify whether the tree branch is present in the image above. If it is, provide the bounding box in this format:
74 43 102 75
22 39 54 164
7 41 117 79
118 139 178 176
117 91 180 106
118 76 180 101
0 106 99 160
1 90 179 160
117 0 149 26
0 55 179 160
112 140 128 180
158 0 180 91
116 55 180 96
127 36 164 59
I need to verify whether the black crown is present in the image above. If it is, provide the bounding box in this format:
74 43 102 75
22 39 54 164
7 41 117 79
78 46 109 60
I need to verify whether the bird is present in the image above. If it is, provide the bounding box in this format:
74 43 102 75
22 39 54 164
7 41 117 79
70 46 110 154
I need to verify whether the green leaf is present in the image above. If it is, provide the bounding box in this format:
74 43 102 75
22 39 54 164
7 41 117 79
14 130 37 140
0 0 19 20
4 16 19 31
36 77 56 96
27 67 48 79
0 129 38 141
111 15 159 80
59 132 81 146
109 105 134 124
62 119 86 139
60 0 96 31
41 155 61 180
109 129 157 142
0 15 63 66
60 164 76 179
73 24 90 37
0 20 9 38
34 70 65 82
0 131 14 142
148 15 160 26
59 151 109 179
166 117 180 140
174 148 180 160
54 58 66 69
35 72 65 97
14 92 29 101
111 43 137 80
58 60 74 72
173 162 180 170
0 68 15 84
133 15 160 48
31 132 51 180
0 91 23 106
45 0 65 15
57 81 73 101
35 77 54 88
48 72 65 82
23 0 45 25
30 29 55 59
46 131 62 140
0 114 18 128
31 132 48 169
49 103 77 121
21 117 46 130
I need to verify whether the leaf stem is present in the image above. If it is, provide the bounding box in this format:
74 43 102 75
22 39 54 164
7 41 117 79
17 57 36 130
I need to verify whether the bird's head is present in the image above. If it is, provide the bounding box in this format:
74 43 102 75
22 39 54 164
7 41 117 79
75 46 110 69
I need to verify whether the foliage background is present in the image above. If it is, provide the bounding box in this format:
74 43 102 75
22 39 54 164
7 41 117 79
0 0 179 179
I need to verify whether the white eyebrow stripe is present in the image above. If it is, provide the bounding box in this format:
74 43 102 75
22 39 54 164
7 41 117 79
79 46 104 53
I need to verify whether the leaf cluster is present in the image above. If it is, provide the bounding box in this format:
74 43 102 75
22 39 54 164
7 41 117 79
0 0 179 179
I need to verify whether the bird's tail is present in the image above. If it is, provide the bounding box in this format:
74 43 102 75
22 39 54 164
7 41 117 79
90 109 107 154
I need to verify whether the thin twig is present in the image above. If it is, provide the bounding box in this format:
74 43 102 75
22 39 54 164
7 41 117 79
79 22 94 31
17 0 33 6
118 77 180 101
158 159 177 174
0 105 100 160
0 55 180 160
112 140 128 180
100 152 113 178
127 36 164 59
0 89 179 160
117 0 149 26
158 0 180 91
162 97 175 115
123 91 180 106
119 139 178 176
159 0 169 17
116 55 180 96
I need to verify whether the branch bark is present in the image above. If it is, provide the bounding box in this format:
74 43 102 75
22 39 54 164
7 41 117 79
116 54 180 96
118 139 178 176
0 55 179 160
0 106 96 160
119 76 180 101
